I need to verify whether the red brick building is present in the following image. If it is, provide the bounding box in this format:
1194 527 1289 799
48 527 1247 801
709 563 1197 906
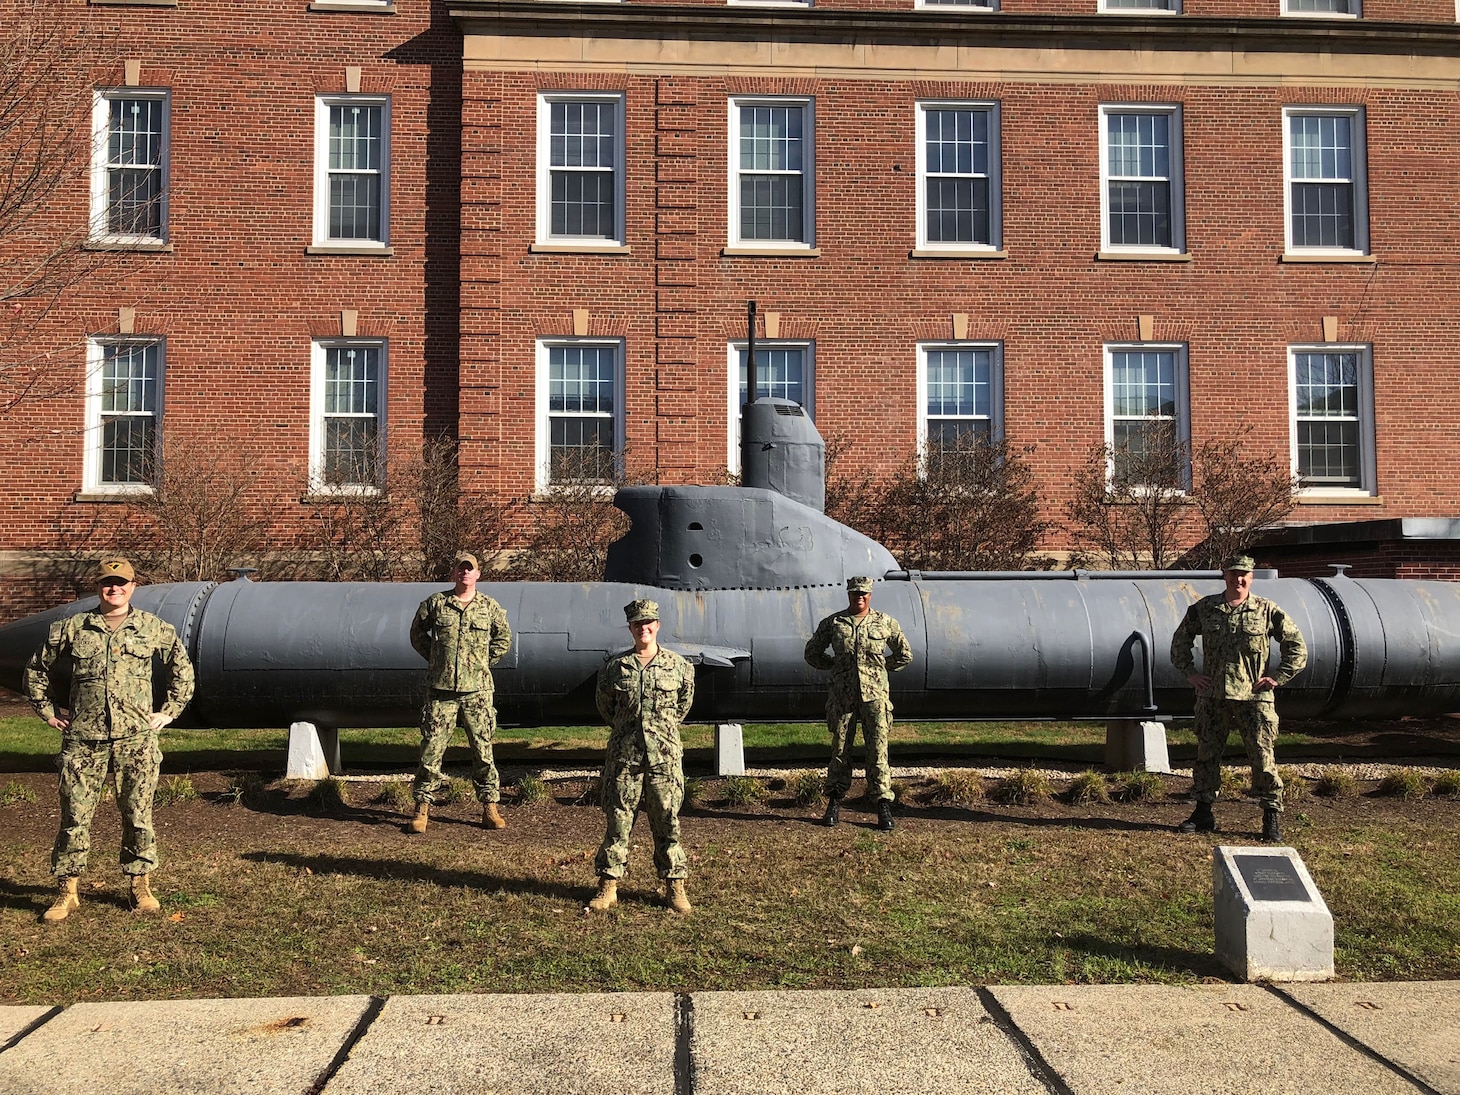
4 0 1460 616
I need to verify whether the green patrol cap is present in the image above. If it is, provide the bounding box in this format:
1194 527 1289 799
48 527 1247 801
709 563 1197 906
96 557 135 583
452 552 479 571
847 576 873 593
625 599 660 624
1222 554 1256 573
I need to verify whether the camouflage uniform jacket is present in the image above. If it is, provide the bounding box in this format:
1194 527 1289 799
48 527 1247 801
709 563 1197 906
1170 593 1307 703
804 609 913 704
595 647 695 768
24 608 195 741
410 590 512 694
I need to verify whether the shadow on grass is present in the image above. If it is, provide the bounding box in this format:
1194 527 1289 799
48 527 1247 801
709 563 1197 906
237 850 588 903
0 879 134 917
1051 932 1232 981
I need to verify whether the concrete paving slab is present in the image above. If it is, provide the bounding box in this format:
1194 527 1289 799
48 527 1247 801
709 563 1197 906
1282 981 1460 1094
325 991 677 1095
0 995 371 1095
0 1006 53 1046
990 983 1423 1095
690 987 1048 1095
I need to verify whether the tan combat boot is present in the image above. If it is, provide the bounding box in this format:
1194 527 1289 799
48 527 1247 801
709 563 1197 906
665 879 692 915
42 877 79 923
409 802 429 833
587 877 618 912
129 874 161 915
483 802 506 830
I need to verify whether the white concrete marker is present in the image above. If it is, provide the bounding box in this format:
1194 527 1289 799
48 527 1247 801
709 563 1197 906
1214 844 1333 982
1103 718 1172 773
286 720 340 780
715 722 745 775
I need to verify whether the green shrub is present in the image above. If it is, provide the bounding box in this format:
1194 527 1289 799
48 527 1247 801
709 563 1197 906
991 768 1051 806
890 779 911 806
440 777 473 805
1376 769 1428 801
1313 767 1360 799
514 774 550 806
218 773 267 808
1065 770 1110 806
930 769 986 807
1278 766 1311 803
787 769 826 807
371 780 415 811
1111 770 1164 805
0 780 38 807
1432 770 1460 799
724 775 768 807
1219 767 1248 800
154 775 199 807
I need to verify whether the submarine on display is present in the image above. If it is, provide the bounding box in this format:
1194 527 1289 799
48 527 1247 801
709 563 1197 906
4 392 1460 765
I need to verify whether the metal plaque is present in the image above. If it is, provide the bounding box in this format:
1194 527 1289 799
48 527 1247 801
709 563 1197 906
1234 854 1310 902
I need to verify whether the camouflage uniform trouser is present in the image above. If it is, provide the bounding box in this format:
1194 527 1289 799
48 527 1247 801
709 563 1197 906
594 749 687 881
1192 696 1284 811
826 696 894 803
413 689 500 805
52 732 162 878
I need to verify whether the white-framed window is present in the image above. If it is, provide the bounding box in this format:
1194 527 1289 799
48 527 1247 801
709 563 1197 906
90 90 169 245
1104 344 1190 487
1284 107 1367 255
1289 345 1376 494
536 93 624 245
83 338 163 492
1100 105 1184 253
1100 0 1179 10
729 98 814 248
310 340 387 493
726 341 813 474
1283 0 1359 16
915 0 997 9
916 102 1001 252
313 95 390 247
534 339 625 490
917 343 1003 469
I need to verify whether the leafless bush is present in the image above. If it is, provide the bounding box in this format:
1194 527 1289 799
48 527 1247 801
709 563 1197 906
505 450 645 583
872 433 1053 572
1182 430 1298 569
1066 424 1195 570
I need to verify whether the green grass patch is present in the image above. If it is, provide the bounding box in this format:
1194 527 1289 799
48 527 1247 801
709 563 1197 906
990 769 1052 806
371 780 414 812
1315 768 1360 799
1110 770 1164 805
786 769 825 807
1433 770 1460 799
928 769 986 807
1065 770 1110 806
514 774 549 807
722 775 768 808
0 779 38 806
1377 769 1429 801
153 775 199 807
306 777 351 811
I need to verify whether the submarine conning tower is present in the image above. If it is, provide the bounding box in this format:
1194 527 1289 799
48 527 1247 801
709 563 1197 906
603 395 897 591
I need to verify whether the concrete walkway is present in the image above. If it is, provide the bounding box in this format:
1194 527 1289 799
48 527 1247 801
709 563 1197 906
2 982 1457 1095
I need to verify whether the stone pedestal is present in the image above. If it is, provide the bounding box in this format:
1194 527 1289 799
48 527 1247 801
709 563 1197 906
1214 845 1333 982
286 721 340 780
715 723 745 776
1104 719 1172 773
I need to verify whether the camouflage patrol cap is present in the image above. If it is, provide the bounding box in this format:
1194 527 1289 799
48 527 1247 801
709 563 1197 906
452 552 480 571
95 557 135 583
846 576 873 593
1222 554 1256 573
624 599 660 624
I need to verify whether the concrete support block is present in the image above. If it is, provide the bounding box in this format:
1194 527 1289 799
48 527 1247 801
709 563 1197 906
286 721 340 780
1214 845 1334 983
715 723 745 776
1104 719 1172 773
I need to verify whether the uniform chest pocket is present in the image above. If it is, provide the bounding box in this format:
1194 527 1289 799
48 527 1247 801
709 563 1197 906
1238 618 1269 649
866 627 888 643
70 632 107 678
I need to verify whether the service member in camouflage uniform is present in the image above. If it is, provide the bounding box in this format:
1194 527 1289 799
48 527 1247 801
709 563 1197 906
587 599 696 915
407 551 513 833
804 576 914 832
24 558 195 922
1170 554 1307 843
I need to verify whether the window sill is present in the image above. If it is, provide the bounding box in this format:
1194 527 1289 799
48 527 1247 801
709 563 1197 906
1280 252 1375 265
89 0 178 6
529 243 632 255
74 488 153 502
300 491 386 503
1096 250 1192 262
305 245 394 257
529 486 617 502
1294 493 1382 505
84 240 173 253
308 0 396 10
721 246 822 258
910 248 1007 260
